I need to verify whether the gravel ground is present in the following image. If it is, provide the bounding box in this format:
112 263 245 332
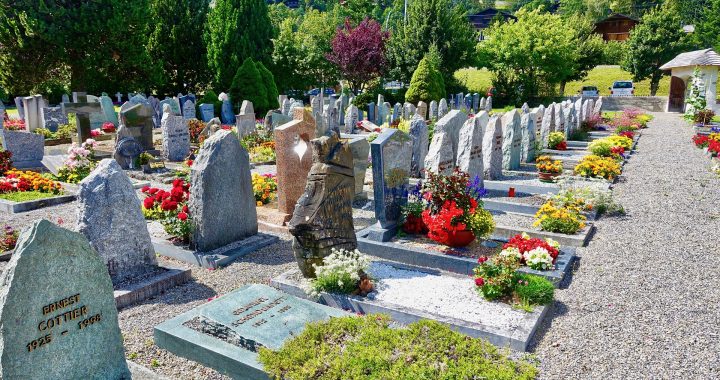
532 113 720 379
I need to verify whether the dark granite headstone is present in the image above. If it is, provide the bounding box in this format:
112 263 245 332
198 103 214 122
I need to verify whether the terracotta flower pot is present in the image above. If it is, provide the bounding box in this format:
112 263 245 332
538 172 561 183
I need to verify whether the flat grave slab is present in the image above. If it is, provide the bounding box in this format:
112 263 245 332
154 284 348 380
271 261 550 351
356 228 575 285
152 233 279 269
0 183 78 213
113 264 192 309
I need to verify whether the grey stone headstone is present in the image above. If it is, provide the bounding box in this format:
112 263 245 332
574 98 583 122
236 101 256 139
346 135 370 199
456 93 464 110
520 112 537 163
14 97 25 121
425 131 455 176
369 128 413 241
311 96 322 120
221 100 234 125
485 96 493 111
77 159 158 284
464 94 472 112
416 101 427 120
479 97 486 111
501 109 522 170
358 109 364 122
190 130 258 252
62 94 70 104
119 102 154 150
282 99 292 116
535 104 545 126
473 93 480 112
593 97 603 116
86 95 105 130
367 102 375 124
554 103 565 133
429 100 438 121
343 105 358 134
114 92 122 103
456 112 487 185
159 98 180 116
22 96 42 131
41 106 68 131
482 115 503 180
540 104 555 148
0 101 5 119
377 102 389 125
433 109 467 161
0 129 44 168
100 95 118 126
438 98 448 119
178 94 196 116
162 106 191 161
182 99 196 120
0 220 130 379
408 115 428 177
147 96 160 128
392 103 401 122
521 103 530 114
198 103 214 122
563 104 575 137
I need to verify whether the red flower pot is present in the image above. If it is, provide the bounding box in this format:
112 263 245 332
402 214 428 235
440 230 476 248
538 172 561 183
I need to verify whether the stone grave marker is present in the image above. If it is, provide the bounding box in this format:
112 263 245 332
221 98 234 125
464 94 472 112
0 128 44 168
288 134 356 277
408 115 428 177
482 115 503 180
479 97 486 111
41 106 68 131
429 100 438 121
456 112 487 184
535 104 545 126
456 93 464 110
554 102 565 133
114 92 122 103
100 95 119 126
367 128 412 242
367 101 375 124
343 105 358 134
178 94 196 116
22 95 43 131
236 100 256 138
0 220 130 379
86 95 106 130
438 98 448 119
62 93 102 142
346 135 370 200
541 104 555 148
377 102 389 125
190 130 258 252
14 97 24 120
154 284 346 380
199 103 214 122
62 94 70 104
392 103 401 122
501 109 522 170
182 99 196 120
416 101 427 120
161 104 191 161
118 102 154 150
485 96 493 111
77 159 158 284
593 97 603 116
425 131 455 175
282 98 292 116
520 111 537 163
433 109 466 161
275 108 316 221
0 101 5 120
473 93 480 112
574 98 583 122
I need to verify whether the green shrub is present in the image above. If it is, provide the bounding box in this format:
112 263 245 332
405 55 445 104
256 61 279 111
229 57 269 114
515 274 555 305
258 315 538 380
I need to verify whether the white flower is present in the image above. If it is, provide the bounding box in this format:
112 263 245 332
523 247 553 271
499 247 522 260
544 238 560 250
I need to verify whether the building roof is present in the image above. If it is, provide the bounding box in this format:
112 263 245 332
595 13 639 24
660 49 720 70
468 8 517 30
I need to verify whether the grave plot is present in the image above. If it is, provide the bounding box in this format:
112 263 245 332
0 171 76 213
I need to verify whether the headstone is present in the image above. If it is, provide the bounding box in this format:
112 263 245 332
377 102 389 125
100 95 119 126
22 96 42 131
275 109 316 220
334 99 343 124
482 115 503 180
321 104 338 136
485 96 493 111
282 99 292 116
408 115 428 177
438 98 448 119
345 135 370 200
178 94 197 117
235 100 256 138
563 104 574 137
180 99 196 121
358 109 364 123
425 131 455 176
161 105 191 161
456 113 487 183
190 130 258 252
368 128 413 242
416 101 428 120
62 94 70 104
367 101 375 124
521 103 530 114
0 129 44 168
501 109 522 170
479 97 486 111
392 103 401 122
85 95 106 130
158 98 180 116
574 98 583 123
520 112 537 163
554 103 565 133
62 93 102 142
77 159 158 284
153 284 346 380
473 93 480 112
343 105 359 134
448 96 455 110
118 102 154 150
429 100 438 121
456 93 464 110
540 104 555 148
0 220 131 379
14 97 24 120
593 97 603 116
41 106 68 131
198 103 214 122
0 101 5 120
464 94 473 112
587 99 595 118
288 134 356 277
433 109 466 161
114 92 122 103
221 99 234 125
535 104 546 126
278 94 288 108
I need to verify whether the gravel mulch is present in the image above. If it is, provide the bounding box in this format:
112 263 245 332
532 113 720 379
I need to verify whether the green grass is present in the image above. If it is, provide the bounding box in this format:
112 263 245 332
713 116 720 122
455 65 671 97
0 191 60 203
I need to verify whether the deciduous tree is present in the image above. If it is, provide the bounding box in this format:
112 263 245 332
327 18 389 94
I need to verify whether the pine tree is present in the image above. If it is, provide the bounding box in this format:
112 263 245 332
205 0 274 91
256 62 280 111
230 58 269 113
405 55 446 104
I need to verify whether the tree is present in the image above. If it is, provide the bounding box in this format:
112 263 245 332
560 16 606 95
385 0 477 85
206 0 274 91
0 0 158 94
622 3 688 96
327 18 390 94
147 0 210 95
691 0 720 51
256 61 280 110
478 9 577 104
405 53 445 104
272 18 306 93
229 58 269 113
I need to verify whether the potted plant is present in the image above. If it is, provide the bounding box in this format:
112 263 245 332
135 152 155 173
547 132 567 150
535 155 563 182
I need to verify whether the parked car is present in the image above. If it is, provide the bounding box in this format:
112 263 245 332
580 86 599 97
305 88 336 97
609 81 634 96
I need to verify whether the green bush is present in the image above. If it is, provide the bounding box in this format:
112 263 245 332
515 274 555 305
405 55 445 104
229 57 269 113
256 61 279 111
258 315 538 380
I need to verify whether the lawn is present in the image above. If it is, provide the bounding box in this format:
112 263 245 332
455 65 671 97
0 191 61 203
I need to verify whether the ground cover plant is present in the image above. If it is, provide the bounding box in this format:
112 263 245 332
258 314 538 380
0 169 63 201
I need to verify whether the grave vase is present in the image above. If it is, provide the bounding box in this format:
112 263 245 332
538 171 561 183
442 230 476 248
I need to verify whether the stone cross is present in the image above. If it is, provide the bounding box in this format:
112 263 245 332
62 92 102 142
115 92 122 103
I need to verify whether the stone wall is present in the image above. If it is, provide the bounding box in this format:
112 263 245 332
567 96 668 112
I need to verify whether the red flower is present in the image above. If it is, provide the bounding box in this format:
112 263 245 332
503 233 559 264
141 186 150 193
186 159 194 167
172 179 184 188
182 205 189 213
478 256 488 264
177 212 188 221
161 199 178 211
474 277 484 287
555 141 568 151
148 188 159 195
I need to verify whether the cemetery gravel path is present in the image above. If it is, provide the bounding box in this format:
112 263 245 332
532 113 720 379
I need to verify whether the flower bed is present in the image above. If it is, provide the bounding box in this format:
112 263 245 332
252 173 277 205
141 179 191 243
574 155 622 181
0 225 18 255
306 248 373 297
692 133 720 157
533 200 587 235
0 170 63 196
